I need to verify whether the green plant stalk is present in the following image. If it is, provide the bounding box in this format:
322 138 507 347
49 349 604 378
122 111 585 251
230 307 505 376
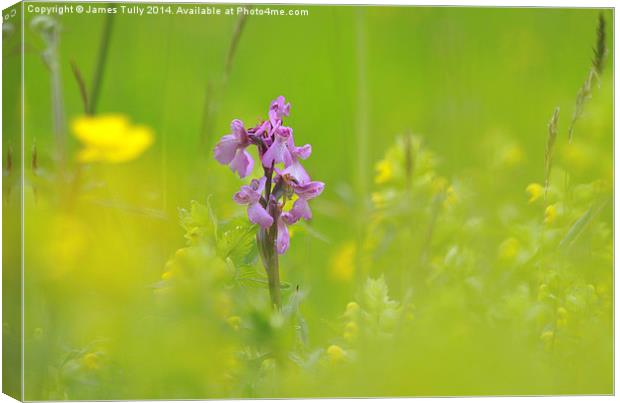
354 9 369 283
257 167 281 310
47 28 66 171
257 224 281 310
265 240 281 310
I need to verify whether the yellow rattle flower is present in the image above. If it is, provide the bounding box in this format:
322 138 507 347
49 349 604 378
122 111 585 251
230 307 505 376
526 183 543 203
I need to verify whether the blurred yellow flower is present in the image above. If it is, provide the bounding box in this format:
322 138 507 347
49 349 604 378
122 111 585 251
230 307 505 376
327 344 345 363
544 204 557 225
443 186 458 208
374 159 393 184
343 321 358 343
561 143 592 171
82 352 100 370
498 237 520 261
500 144 524 167
556 307 568 328
526 183 543 203
72 114 154 163
330 241 356 282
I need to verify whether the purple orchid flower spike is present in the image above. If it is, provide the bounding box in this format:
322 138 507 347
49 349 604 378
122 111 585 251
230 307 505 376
233 178 273 229
214 119 254 178
214 96 324 309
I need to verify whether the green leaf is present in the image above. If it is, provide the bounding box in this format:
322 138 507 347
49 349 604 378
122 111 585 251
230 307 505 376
559 201 606 251
216 217 258 268
179 200 216 245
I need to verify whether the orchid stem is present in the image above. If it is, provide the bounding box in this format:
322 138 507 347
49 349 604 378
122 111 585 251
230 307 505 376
266 250 281 310
260 166 281 310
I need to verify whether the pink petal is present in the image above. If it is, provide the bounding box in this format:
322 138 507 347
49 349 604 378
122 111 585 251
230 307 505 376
214 134 238 165
233 184 260 205
293 181 324 200
229 149 254 178
291 198 312 221
282 160 310 184
262 137 292 168
247 202 273 229
276 217 290 254
294 144 312 160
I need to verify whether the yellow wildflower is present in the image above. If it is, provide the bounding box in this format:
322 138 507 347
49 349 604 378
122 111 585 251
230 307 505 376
526 183 543 203
498 237 520 261
82 352 100 370
374 159 393 184
596 283 608 298
326 344 345 363
72 114 154 163
561 143 591 170
556 307 568 328
343 321 358 343
443 186 458 208
161 271 173 280
501 144 524 167
330 241 356 282
544 204 557 225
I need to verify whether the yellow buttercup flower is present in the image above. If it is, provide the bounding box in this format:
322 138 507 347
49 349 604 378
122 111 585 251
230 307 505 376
374 159 393 184
526 183 543 203
327 344 345 363
72 114 154 163
544 204 557 225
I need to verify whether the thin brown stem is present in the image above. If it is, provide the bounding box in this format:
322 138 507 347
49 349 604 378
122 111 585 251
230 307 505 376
70 60 89 114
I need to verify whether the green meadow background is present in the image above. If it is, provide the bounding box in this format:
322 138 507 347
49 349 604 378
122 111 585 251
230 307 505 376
2 3 614 399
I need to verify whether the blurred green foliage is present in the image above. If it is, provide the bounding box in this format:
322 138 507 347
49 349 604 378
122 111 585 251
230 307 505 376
2 3 613 399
